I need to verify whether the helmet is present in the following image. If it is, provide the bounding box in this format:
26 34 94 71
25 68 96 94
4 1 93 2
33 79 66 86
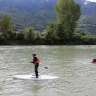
32 54 36 57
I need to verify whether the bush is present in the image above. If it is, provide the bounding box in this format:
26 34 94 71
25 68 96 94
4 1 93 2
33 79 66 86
16 33 25 40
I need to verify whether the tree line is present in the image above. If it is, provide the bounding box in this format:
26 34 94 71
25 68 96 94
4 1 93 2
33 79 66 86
0 0 96 45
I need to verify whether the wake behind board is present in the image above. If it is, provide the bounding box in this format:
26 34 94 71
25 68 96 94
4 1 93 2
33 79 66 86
13 75 58 80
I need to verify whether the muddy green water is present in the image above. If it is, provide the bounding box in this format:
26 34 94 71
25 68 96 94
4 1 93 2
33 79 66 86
0 45 96 96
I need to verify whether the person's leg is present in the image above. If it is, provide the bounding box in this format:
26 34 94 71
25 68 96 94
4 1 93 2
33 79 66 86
35 64 39 78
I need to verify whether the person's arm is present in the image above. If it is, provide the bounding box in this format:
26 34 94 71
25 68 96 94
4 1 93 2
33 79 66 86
31 57 37 63
30 61 33 63
30 58 34 63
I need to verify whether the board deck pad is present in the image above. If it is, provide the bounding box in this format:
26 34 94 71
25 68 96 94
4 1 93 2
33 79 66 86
13 75 58 80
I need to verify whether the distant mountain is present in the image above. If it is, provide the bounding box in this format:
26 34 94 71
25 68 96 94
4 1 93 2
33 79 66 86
75 0 96 15
0 0 57 12
0 0 57 31
75 0 96 34
0 0 96 34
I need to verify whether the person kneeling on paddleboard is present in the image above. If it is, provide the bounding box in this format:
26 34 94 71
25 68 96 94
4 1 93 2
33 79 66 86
31 54 40 78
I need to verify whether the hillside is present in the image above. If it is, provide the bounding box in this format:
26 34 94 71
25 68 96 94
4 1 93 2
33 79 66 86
0 0 96 34
0 0 57 31
77 16 96 35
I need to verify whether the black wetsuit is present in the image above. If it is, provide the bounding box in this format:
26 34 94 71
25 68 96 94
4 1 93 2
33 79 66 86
35 64 39 78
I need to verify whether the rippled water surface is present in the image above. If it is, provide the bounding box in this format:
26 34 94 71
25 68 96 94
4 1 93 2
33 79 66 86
0 45 96 96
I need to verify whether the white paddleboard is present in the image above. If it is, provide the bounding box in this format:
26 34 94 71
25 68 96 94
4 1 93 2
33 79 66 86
13 75 58 80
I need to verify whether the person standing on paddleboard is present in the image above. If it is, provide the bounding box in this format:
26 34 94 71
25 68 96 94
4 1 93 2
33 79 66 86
31 54 40 78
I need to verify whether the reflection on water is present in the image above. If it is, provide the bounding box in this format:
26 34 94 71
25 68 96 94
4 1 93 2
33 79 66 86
0 45 96 96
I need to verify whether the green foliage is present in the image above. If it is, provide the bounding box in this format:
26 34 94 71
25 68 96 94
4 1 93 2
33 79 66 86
79 32 86 36
6 31 16 40
54 0 81 39
16 33 25 40
27 29 35 41
80 36 96 45
23 27 35 44
45 22 59 44
56 23 68 39
0 14 13 33
25 27 35 39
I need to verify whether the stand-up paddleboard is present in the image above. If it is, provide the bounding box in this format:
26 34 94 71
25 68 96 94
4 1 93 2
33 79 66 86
13 75 58 80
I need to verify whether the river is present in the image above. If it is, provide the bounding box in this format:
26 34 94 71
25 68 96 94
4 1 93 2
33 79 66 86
0 45 96 96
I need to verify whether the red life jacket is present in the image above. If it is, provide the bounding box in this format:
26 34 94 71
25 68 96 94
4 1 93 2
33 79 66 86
92 59 96 64
33 57 40 64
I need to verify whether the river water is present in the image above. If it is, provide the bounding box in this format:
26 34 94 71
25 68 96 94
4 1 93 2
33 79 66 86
0 45 96 96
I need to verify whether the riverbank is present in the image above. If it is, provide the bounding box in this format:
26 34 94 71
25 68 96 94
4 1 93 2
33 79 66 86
0 31 96 45
0 35 96 45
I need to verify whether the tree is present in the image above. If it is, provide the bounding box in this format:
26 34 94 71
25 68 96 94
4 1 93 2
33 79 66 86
16 33 25 40
46 22 59 44
27 28 35 41
24 27 35 43
54 0 81 39
0 14 13 33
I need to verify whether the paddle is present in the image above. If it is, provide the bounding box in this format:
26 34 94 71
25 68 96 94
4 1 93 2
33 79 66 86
34 66 48 69
44 67 48 69
30 61 48 69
